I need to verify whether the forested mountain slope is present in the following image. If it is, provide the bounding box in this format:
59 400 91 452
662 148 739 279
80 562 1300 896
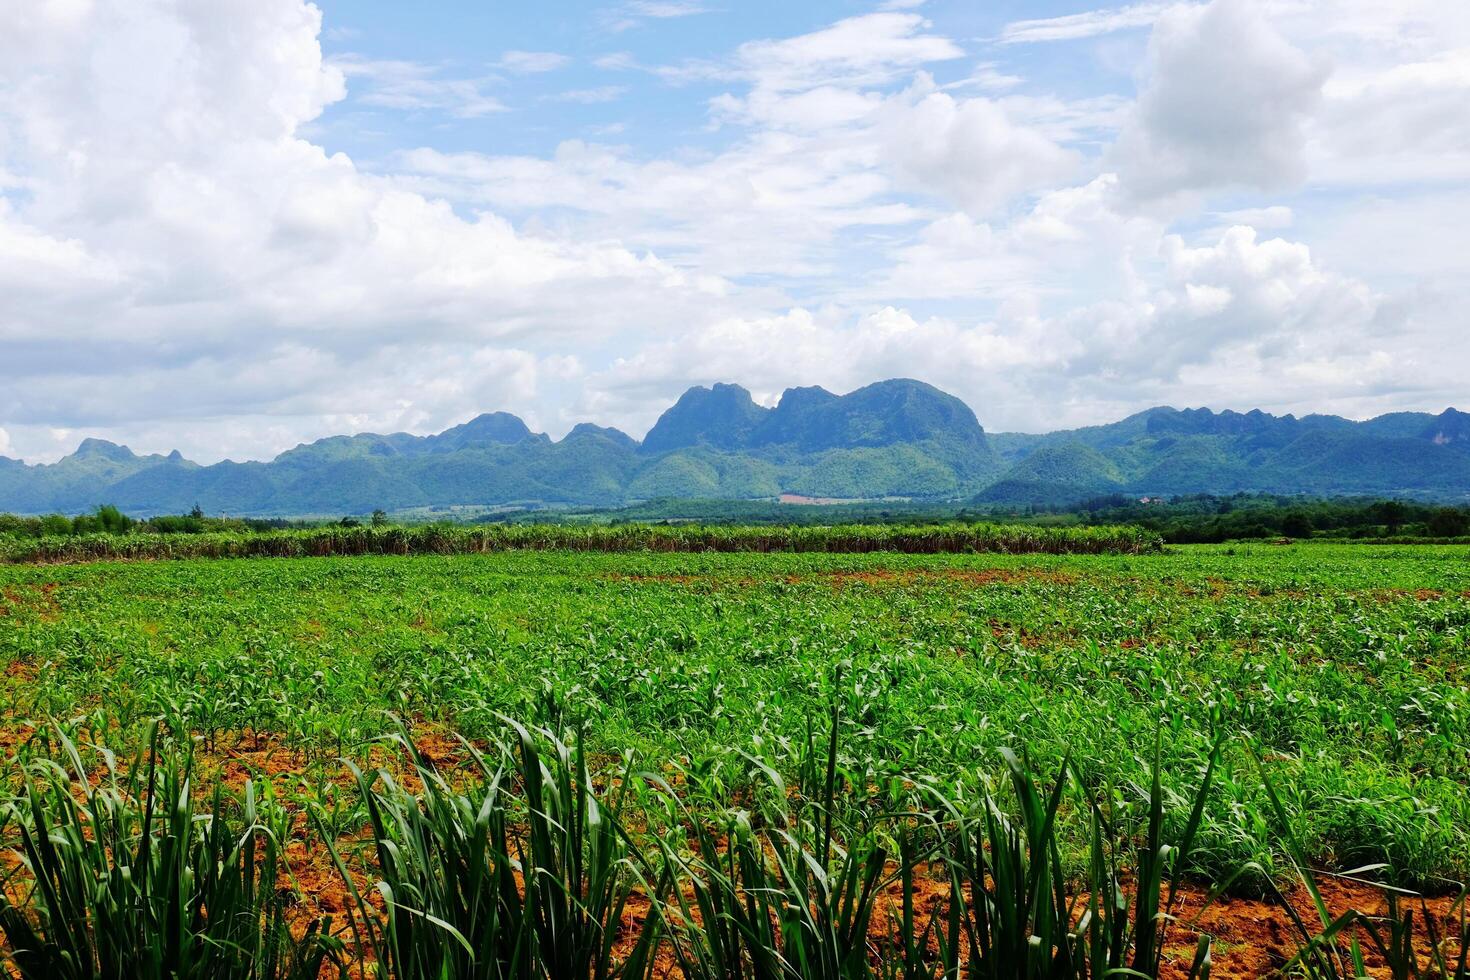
2 383 1465 514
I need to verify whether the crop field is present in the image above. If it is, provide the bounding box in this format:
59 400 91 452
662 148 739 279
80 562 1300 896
1 541 1468 977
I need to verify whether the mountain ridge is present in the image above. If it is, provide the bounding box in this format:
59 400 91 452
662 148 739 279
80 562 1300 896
1 380 1466 514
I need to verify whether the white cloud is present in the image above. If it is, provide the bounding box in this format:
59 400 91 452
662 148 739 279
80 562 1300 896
1000 2 1179 44
575 212 1427 436
399 14 1075 279
1210 205 1293 229
396 136 923 281
873 213 1021 299
0 0 745 461
331 56 508 117
945 63 1024 92
0 0 1465 462
1144 225 1378 374
546 85 628 104
1330 54 1470 153
602 1 711 33
878 76 1080 217
735 13 963 93
624 0 707 16
493 50 570 73
1113 0 1329 199
876 175 1160 302
1310 48 1470 184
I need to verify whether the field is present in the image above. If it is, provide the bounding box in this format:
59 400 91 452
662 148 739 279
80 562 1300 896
1 540 1468 977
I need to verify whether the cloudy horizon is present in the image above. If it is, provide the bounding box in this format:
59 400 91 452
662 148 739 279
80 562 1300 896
2 0 1467 464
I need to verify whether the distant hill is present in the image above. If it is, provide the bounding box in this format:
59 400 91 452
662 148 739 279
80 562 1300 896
1 382 1466 515
977 406 1470 503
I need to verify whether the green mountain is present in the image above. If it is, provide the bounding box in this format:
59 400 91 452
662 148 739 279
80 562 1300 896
1 385 1466 515
976 442 1125 505
637 380 997 498
981 406 1470 503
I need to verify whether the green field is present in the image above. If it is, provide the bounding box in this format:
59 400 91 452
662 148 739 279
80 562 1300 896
1 542 1468 976
4 543 1468 878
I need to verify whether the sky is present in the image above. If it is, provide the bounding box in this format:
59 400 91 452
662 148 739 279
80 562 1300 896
1 0 1467 464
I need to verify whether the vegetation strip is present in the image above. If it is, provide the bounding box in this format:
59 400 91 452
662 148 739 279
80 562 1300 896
0 522 1162 564
1 542 1467 975
2 719 1466 978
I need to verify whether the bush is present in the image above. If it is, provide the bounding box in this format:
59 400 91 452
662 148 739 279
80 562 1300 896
1280 511 1315 538
2 521 1164 563
1427 508 1470 537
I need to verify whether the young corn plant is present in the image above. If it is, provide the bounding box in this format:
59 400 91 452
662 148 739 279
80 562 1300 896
0 724 340 980
1258 758 1469 980
925 735 1221 979
650 730 892 979
318 718 667 979
1357 887 1469 980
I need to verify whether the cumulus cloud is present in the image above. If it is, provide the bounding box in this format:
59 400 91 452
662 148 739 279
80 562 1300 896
0 0 739 460
0 0 1465 461
400 15 1077 277
1311 49 1470 184
1146 226 1379 374
878 77 1080 217
1113 0 1329 199
874 175 1160 303
575 214 1416 436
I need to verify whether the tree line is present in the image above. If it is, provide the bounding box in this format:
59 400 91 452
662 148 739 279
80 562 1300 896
2 495 1467 545
0 505 296 539
1026 493 1470 543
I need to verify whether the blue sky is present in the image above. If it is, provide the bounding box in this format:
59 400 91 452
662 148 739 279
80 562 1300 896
308 2 1134 159
1 0 1467 462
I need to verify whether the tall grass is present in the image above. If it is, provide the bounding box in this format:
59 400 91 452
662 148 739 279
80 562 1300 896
1 719 1463 978
318 720 666 980
2 521 1162 564
0 725 339 980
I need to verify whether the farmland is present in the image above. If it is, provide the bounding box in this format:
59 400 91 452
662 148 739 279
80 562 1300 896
1 540 1468 976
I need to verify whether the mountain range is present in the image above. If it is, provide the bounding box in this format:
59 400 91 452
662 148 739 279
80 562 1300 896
2 379 1467 515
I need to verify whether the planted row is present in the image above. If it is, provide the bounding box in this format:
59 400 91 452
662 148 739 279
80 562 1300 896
1 521 1162 564
2 719 1465 979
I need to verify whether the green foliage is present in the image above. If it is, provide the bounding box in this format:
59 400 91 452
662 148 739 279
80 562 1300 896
41 514 73 536
1280 510 1315 538
991 493 1470 544
1429 507 1470 537
988 406 1470 503
2 543 1468 886
1 543 1469 973
0 726 340 979
784 444 962 499
1 715 1461 977
976 441 1124 504
0 509 298 542
3 391 1467 515
0 521 1161 563
323 722 663 980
